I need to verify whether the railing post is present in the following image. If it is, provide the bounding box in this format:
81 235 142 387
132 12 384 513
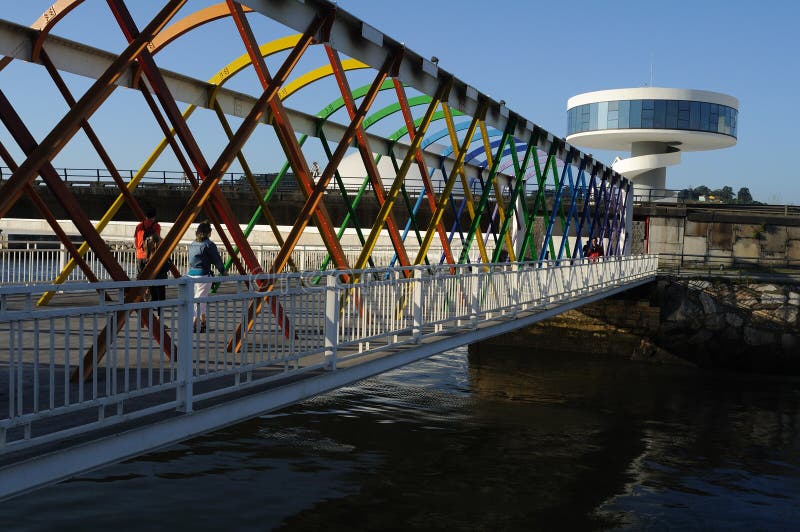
176 277 194 413
324 275 339 369
412 269 423 342
471 268 480 326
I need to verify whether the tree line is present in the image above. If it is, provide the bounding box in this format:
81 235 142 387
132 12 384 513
677 185 758 204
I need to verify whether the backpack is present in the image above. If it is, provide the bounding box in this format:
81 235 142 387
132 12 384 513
135 220 157 258
143 225 155 243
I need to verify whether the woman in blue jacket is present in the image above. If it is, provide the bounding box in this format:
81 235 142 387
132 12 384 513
187 221 226 332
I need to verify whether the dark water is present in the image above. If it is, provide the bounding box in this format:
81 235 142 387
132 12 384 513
3 347 800 531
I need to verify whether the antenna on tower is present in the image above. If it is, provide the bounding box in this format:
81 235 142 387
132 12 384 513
650 52 654 87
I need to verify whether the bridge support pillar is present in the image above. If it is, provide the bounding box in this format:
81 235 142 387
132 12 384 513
325 275 339 369
470 269 480 327
177 278 194 413
412 269 423 342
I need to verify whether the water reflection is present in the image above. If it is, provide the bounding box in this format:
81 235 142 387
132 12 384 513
1 346 799 530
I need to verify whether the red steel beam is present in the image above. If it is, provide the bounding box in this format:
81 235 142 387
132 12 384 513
0 142 101 284
0 91 175 378
39 48 179 279
224 0 350 274
324 46 411 271
0 0 186 218
223 1 340 351
76 1 319 380
392 79 455 266
139 7 325 286
39 49 144 220
106 0 260 279
269 50 402 277
134 82 247 278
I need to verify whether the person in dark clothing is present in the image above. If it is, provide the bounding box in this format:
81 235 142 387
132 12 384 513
187 221 226 332
134 208 160 276
593 237 604 257
145 234 172 306
589 237 604 261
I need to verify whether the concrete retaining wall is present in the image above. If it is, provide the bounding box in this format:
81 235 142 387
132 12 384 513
472 277 800 374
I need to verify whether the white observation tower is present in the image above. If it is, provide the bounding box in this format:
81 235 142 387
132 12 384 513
566 87 738 195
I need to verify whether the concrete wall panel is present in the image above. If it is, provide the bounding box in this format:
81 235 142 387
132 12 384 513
733 239 760 259
735 224 762 240
649 218 683 245
685 221 708 237
761 225 788 254
709 222 734 249
683 236 707 259
788 240 800 261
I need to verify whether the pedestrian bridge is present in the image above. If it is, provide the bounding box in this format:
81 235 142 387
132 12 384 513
1 0 651 499
0 255 657 499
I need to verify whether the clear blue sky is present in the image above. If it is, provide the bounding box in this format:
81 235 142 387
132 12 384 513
1 1 798 204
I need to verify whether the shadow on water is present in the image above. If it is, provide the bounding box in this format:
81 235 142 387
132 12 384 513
2 346 800 531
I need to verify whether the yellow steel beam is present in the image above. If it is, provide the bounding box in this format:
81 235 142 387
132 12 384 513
353 78 452 270
39 36 363 304
415 101 487 266
479 120 516 262
442 104 490 264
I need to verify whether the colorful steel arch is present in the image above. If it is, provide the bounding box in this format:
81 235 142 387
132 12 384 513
0 0 634 378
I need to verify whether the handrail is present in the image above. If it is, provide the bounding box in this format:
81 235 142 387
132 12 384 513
0 254 659 458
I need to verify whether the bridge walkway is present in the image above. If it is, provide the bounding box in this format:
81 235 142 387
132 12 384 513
0 256 658 498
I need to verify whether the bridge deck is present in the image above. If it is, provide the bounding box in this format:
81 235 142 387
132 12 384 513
0 257 658 498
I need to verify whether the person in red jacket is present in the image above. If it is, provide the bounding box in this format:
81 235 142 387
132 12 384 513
134 208 161 276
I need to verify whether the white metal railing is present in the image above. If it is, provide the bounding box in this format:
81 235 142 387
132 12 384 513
0 242 461 284
0 255 658 453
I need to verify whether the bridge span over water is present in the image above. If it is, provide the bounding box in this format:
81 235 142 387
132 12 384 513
0 0 650 498
0 257 658 499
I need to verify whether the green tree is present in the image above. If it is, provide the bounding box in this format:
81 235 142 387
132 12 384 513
737 187 753 204
693 185 710 198
712 186 734 203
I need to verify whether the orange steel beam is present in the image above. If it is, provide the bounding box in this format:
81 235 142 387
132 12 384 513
140 7 324 287
75 0 309 380
415 101 489 266
209 99 301 273
107 0 259 279
324 46 411 271
134 81 247 278
39 48 183 278
39 49 143 220
353 77 453 271
0 0 187 218
268 49 402 278
149 2 253 53
224 0 349 274
392 78 455 266
0 142 101 284
82 0 320 380
0 0 85 72
0 89 130 282
0 91 176 378
223 1 343 352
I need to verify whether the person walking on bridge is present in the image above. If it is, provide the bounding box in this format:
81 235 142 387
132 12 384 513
187 221 227 332
144 234 173 310
134 208 160 276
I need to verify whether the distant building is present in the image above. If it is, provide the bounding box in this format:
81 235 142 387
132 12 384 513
566 88 738 195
